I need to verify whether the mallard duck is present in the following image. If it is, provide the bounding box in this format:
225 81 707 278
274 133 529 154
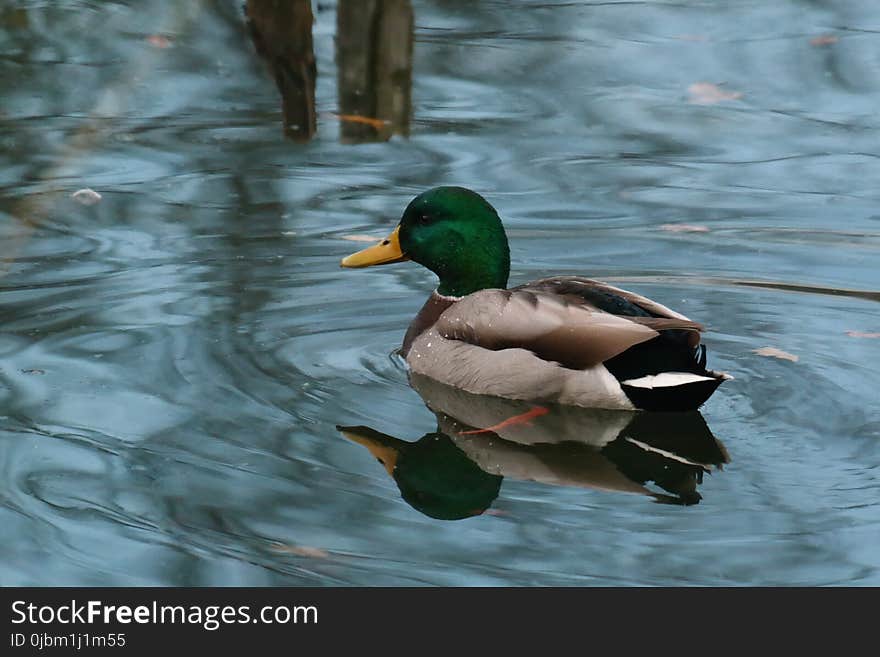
341 186 730 411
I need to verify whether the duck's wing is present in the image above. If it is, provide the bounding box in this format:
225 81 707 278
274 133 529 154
516 276 693 321
509 277 731 410
434 287 702 370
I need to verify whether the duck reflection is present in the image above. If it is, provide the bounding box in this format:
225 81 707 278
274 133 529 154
245 0 413 143
339 374 729 519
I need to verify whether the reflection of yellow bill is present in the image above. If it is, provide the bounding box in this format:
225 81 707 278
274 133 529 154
340 226 408 268
337 426 400 475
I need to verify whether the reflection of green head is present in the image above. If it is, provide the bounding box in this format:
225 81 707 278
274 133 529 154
394 433 503 520
338 424 502 520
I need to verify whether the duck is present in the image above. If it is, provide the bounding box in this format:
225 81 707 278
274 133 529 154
341 186 731 411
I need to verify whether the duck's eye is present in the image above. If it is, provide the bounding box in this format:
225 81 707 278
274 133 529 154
419 214 433 225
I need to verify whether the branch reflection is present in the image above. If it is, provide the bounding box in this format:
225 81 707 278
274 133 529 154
245 0 317 141
246 1 413 142
337 0 413 142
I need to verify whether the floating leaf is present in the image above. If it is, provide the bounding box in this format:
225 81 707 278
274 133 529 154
339 234 384 242
753 347 799 362
660 223 710 233
688 82 743 105
810 35 838 47
330 113 390 129
146 35 172 49
71 188 102 205
846 330 880 339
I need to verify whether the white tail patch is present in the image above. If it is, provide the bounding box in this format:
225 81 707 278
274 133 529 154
621 372 716 389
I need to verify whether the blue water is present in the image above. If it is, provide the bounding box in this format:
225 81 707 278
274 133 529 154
1 0 878 585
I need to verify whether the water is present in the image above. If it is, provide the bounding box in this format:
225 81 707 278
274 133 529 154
1 0 879 586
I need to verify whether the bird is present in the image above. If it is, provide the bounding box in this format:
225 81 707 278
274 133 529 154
341 186 730 411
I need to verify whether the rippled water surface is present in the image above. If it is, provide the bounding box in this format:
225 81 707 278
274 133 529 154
2 1 879 585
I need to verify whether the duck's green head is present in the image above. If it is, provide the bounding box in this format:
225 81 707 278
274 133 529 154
341 186 511 297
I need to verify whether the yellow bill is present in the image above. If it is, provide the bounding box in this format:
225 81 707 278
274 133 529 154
340 226 408 268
